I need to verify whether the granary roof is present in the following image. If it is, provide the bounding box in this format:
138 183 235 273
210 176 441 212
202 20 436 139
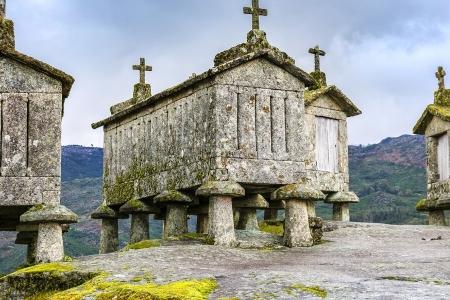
92 49 315 129
413 69 450 135
0 17 74 99
304 85 362 117
0 47 75 99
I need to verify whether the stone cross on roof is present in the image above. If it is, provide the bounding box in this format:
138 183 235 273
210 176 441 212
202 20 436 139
436 66 446 90
243 0 268 31
309 45 326 73
133 58 152 85
0 0 6 19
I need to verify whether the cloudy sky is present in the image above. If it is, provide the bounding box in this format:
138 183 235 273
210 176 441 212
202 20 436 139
6 0 450 146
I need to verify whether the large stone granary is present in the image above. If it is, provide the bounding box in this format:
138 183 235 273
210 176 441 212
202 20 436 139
414 66 450 226
0 1 77 263
92 1 361 251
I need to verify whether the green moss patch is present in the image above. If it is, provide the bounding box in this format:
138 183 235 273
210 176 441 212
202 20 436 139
168 233 215 245
1 263 97 298
286 284 328 298
259 221 284 236
33 274 217 300
121 240 161 251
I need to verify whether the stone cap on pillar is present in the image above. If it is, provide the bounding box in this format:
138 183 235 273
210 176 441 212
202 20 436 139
267 200 286 209
196 181 245 198
271 183 325 201
154 190 192 206
20 204 78 224
233 194 269 208
119 199 160 214
437 196 450 210
91 203 129 220
16 223 69 233
325 192 359 204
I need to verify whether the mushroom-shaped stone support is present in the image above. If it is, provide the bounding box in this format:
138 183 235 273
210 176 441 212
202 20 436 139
120 199 160 244
325 192 359 222
20 204 78 263
196 181 245 246
272 183 325 247
188 204 209 234
154 190 192 238
416 198 447 226
234 194 269 231
91 203 129 254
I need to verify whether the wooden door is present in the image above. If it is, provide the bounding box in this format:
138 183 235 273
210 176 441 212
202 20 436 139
437 133 449 181
316 117 339 173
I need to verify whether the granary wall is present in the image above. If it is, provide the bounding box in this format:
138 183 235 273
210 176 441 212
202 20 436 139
0 56 62 207
102 58 314 204
304 94 349 192
103 79 218 206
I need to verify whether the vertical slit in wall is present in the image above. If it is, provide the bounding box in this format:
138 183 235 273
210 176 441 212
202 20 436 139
254 94 258 154
270 96 275 153
26 97 30 176
237 93 241 150
284 97 288 153
0 98 3 176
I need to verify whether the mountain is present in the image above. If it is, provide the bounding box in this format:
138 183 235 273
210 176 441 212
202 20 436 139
0 135 431 274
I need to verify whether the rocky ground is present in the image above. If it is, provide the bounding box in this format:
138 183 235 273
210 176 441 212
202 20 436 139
68 222 450 299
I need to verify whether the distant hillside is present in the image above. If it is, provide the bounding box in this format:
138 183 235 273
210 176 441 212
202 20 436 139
0 135 430 274
62 145 103 181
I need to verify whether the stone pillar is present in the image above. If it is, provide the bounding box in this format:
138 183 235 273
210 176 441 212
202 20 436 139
130 214 150 243
120 199 159 243
264 208 278 221
325 192 359 222
428 210 447 226
27 234 38 264
20 204 78 262
307 201 316 218
154 190 192 239
164 204 188 238
196 181 245 247
234 194 269 231
91 202 128 254
237 208 259 230
272 183 325 248
99 218 119 254
197 215 209 234
333 203 350 222
233 209 240 228
36 223 64 262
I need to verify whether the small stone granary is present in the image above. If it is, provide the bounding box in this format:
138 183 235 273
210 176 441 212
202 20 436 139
414 66 450 226
92 0 361 251
0 1 77 263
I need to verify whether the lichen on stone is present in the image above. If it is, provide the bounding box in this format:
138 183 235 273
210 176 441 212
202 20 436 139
285 283 328 298
121 240 162 251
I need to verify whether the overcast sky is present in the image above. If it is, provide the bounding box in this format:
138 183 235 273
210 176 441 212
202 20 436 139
6 0 450 146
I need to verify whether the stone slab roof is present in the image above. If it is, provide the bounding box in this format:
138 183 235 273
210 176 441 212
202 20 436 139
413 104 450 135
304 85 362 117
0 47 74 99
92 49 315 129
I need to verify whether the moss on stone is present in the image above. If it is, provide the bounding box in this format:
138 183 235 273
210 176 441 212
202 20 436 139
416 199 428 211
10 263 74 275
168 233 214 244
286 284 328 298
259 221 284 236
36 274 218 300
121 240 162 251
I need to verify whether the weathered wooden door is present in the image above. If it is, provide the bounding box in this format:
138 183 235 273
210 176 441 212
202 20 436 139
315 116 339 172
437 133 449 181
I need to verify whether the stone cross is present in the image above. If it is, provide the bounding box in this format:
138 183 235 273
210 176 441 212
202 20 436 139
243 0 268 31
0 0 5 19
133 58 152 85
308 46 326 73
436 66 446 90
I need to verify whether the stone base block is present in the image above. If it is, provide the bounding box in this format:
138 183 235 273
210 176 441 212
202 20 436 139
236 208 259 231
130 213 149 243
284 200 313 247
197 215 209 234
208 196 236 246
332 203 350 222
164 204 188 238
429 210 447 226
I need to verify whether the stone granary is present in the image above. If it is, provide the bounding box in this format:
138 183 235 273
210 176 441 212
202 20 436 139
414 66 450 226
0 1 77 263
91 0 361 251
